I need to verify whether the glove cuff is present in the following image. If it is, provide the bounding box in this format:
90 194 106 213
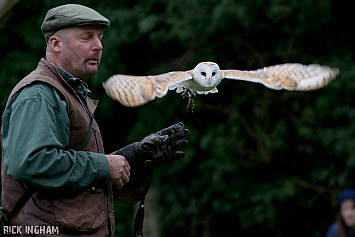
113 142 155 168
112 143 155 203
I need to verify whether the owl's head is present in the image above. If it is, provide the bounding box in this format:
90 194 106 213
192 62 222 89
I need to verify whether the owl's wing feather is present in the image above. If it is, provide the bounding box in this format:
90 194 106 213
222 63 339 91
102 71 192 107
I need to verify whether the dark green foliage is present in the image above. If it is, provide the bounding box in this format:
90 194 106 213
0 0 353 236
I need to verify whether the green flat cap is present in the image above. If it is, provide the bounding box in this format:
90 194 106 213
41 4 110 42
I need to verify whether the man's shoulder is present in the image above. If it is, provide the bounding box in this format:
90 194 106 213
11 81 63 106
7 59 57 100
18 82 56 96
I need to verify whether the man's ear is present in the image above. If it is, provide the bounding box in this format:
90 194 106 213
48 35 62 53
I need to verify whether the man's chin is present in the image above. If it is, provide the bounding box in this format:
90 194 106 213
85 65 99 75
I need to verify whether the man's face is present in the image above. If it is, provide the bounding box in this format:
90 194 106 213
54 24 104 80
340 199 355 228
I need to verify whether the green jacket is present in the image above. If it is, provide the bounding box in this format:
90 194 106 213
1 58 114 236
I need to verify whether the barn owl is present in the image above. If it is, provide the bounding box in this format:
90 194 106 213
102 62 339 110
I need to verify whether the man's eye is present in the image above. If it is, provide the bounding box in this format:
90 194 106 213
80 35 91 40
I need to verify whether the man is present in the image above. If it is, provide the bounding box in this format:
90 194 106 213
0 4 190 236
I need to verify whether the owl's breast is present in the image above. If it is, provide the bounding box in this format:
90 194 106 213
184 78 219 92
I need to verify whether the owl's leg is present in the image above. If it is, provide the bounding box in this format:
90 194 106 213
181 89 195 112
187 95 195 112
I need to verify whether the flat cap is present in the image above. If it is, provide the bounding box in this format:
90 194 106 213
41 4 110 42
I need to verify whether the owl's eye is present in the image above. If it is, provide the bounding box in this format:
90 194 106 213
201 72 206 76
212 72 216 76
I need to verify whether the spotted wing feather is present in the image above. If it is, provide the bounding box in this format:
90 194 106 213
103 71 192 107
222 63 339 91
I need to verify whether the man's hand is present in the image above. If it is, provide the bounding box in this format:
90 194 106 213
138 122 190 166
106 155 130 189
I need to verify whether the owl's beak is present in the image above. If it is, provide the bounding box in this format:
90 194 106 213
207 76 213 84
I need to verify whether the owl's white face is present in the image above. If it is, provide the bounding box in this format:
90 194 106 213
192 62 222 90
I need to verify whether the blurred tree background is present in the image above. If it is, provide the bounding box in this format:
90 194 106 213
0 0 354 236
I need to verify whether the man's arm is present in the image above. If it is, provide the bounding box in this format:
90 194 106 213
2 83 111 191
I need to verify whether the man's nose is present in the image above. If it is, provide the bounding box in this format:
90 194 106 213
93 37 103 51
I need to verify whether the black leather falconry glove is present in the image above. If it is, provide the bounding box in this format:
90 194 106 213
113 122 190 237
137 121 190 166
112 122 190 203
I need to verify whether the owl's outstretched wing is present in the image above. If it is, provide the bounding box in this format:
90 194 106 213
102 71 193 107
222 63 339 91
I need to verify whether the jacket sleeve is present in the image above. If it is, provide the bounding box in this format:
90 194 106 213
2 83 110 191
